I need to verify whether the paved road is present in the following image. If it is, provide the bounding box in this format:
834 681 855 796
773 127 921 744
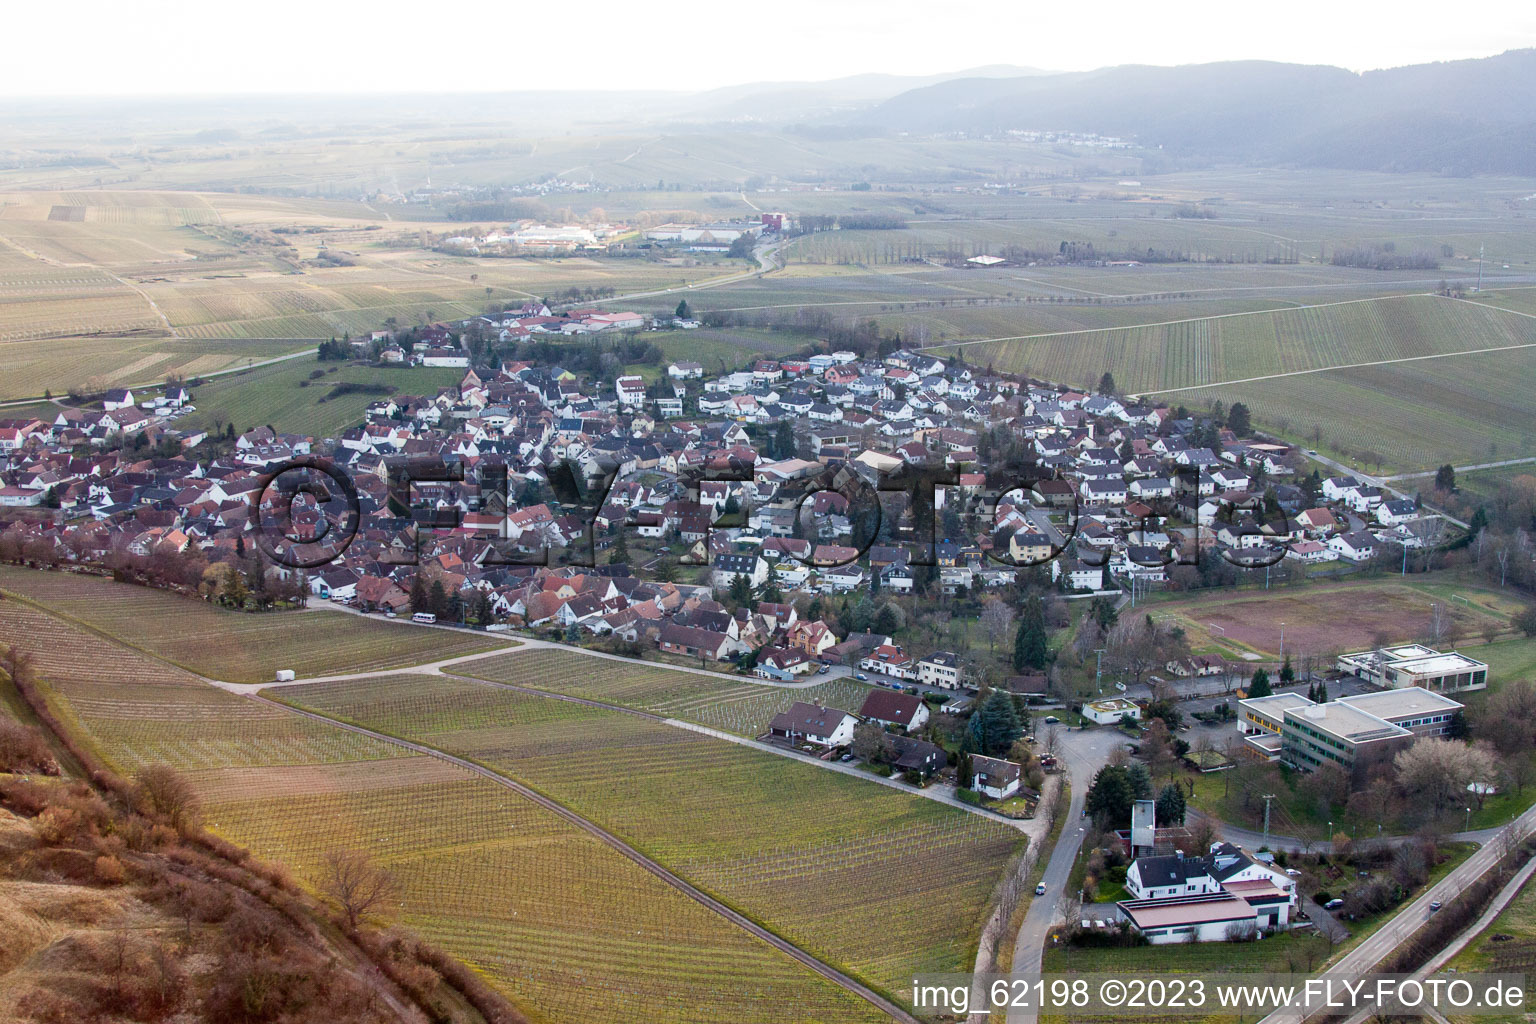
1004 727 1129 1024
1258 804 1536 1024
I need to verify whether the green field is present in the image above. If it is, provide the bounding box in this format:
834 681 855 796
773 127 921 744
273 669 1025 1000
0 566 507 683
174 357 467 437
456 647 878 736
0 583 889 1024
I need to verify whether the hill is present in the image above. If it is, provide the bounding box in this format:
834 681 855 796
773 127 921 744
860 50 1536 174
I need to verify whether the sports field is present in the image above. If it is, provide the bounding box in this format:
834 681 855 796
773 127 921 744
0 566 506 683
1146 577 1525 661
275 669 1025 999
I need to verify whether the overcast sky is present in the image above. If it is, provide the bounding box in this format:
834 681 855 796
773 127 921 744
4 0 1533 96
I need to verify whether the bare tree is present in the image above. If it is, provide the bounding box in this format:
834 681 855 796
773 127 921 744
134 765 202 834
321 849 399 931
981 599 1014 656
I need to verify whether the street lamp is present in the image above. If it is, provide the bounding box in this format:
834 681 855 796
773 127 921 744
1465 807 1472 833
1280 622 1285 664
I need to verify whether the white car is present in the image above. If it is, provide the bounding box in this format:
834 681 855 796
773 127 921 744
1035 883 1047 896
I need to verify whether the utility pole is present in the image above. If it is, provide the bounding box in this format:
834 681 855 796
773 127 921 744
1476 245 1484 293
1279 622 1285 664
1262 793 1276 841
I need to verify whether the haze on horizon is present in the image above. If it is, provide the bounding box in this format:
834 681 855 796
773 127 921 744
4 0 1533 99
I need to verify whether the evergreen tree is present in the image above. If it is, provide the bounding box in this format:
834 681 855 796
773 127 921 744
1086 764 1135 828
1226 402 1252 436
966 689 1023 757
1127 761 1153 800
774 420 795 460
1155 783 1187 826
1279 657 1295 686
609 529 630 566
409 574 429 614
1248 668 1272 698
1098 371 1116 395
1013 594 1049 671
728 573 753 607
472 589 494 626
1315 681 1327 703
428 580 448 618
675 299 692 319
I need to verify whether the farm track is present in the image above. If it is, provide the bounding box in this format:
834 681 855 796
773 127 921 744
253 693 921 1024
1142 338 1536 395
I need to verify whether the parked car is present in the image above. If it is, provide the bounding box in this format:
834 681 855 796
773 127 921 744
855 673 869 681
1044 715 1060 724
1324 898 1345 910
1114 682 1127 692
839 754 854 763
1035 883 1047 896
817 665 830 675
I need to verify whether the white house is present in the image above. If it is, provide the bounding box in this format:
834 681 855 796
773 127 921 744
970 754 1021 799
1328 530 1378 563
1083 697 1141 725
916 651 963 689
768 701 858 748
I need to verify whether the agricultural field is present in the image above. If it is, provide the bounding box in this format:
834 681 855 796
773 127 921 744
0 598 390 772
0 596 880 1024
1146 577 1524 663
1445 867 1536 1024
457 646 878 736
274 669 1025 999
0 566 507 683
173 358 466 438
0 335 309 401
959 294 1535 394
1198 343 1536 472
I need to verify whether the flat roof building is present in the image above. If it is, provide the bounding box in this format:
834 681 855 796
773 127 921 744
1239 685 1462 769
1337 644 1487 693
1280 701 1411 778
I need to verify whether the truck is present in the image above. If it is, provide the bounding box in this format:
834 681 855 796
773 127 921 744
274 669 296 682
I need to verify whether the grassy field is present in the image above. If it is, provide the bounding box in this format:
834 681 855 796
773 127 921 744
0 566 506 683
174 357 466 437
1445 868 1536 1024
0 599 885 1024
272 669 1025 1000
455 647 878 736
